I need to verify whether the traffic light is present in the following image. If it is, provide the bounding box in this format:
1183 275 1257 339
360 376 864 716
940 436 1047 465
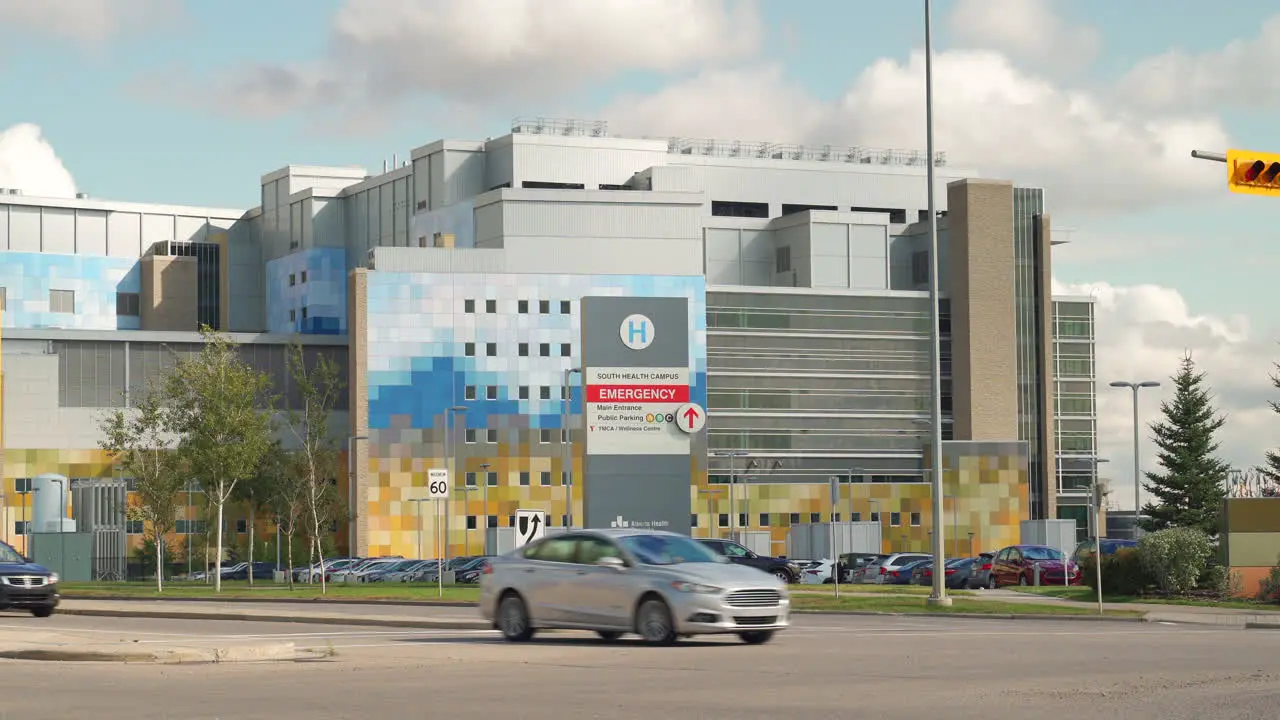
1227 149 1280 196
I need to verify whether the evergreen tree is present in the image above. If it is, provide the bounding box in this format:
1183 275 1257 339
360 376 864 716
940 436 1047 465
1258 362 1280 485
1141 352 1230 536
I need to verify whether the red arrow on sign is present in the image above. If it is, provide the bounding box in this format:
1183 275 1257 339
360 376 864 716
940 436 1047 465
682 406 701 429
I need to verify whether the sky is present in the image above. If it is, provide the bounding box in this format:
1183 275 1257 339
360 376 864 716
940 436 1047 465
0 0 1277 508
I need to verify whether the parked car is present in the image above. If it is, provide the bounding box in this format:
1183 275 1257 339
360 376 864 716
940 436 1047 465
363 559 425 583
990 545 1081 587
849 555 888 583
696 539 801 584
884 558 929 585
857 553 932 584
967 552 996 589
800 559 836 585
1071 538 1138 565
912 557 978 590
0 540 59 617
837 553 883 583
224 562 276 581
481 529 789 645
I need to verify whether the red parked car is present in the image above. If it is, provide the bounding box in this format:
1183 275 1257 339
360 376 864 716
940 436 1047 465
990 544 1081 587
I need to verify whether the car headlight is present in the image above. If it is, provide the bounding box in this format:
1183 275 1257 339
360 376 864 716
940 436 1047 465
47 573 59 584
670 581 721 594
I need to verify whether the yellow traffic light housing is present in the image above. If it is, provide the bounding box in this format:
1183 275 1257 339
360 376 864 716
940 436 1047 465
1227 149 1280 196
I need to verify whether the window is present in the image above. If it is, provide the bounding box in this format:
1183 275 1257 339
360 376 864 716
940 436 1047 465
911 251 929 285
14 521 28 536
690 514 699 528
539 300 550 314
289 309 297 322
789 512 801 525
890 512 902 527
485 299 497 313
486 429 498 444
851 206 908 224
126 520 144 535
539 429 552 444
464 385 477 400
738 513 747 528
300 270 308 284
486 472 498 487
0 287 6 311
539 471 551 487
301 307 309 320
711 200 768 218
465 342 476 357
465 299 476 313
833 513 841 522
577 537 623 564
235 519 247 533
918 209 931 222
486 385 498 401
540 386 552 400
781 203 837 215
561 515 569 527
717 513 729 528
289 273 296 287
15 478 31 493
562 471 571 486
518 300 529 313
559 343 571 357
910 512 922 527
809 512 821 524
539 343 550 357
759 513 770 527
561 429 568 442
851 512 863 522
559 300 571 314
561 386 569 400
519 386 530 400
723 542 751 558
518 343 529 357
487 515 498 528
486 342 497 357
116 292 140 317
466 516 477 530
464 429 477 444
465 472 477 487
870 512 880 523
519 472 530 487
775 246 791 273
49 289 75 314
507 514 516 528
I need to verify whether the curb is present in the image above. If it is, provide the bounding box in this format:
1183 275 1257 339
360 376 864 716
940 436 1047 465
1243 622 1280 630
58 607 491 631
64 595 474 608
0 641 302 664
791 609 1149 623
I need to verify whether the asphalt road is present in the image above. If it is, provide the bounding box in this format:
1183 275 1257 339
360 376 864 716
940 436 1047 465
1 612 1278 719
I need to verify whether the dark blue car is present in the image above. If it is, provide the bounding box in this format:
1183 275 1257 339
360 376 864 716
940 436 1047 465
0 540 60 617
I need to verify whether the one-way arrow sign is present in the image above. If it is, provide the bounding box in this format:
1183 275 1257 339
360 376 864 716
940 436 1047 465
515 509 547 548
674 402 706 434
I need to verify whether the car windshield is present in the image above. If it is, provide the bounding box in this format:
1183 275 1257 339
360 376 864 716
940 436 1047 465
1023 547 1065 561
0 542 24 564
620 534 724 566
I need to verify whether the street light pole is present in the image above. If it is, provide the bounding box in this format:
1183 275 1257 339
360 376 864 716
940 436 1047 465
478 462 491 553
1108 380 1160 538
922 0 949 609
444 406 467 562
1092 457 1110 615
346 434 368 556
562 367 581 529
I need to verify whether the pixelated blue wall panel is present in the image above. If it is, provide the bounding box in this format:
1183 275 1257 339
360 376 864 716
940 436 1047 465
364 272 708 431
0 251 140 330
265 248 348 335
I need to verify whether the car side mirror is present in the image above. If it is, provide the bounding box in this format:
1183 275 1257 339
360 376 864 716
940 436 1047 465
596 556 626 570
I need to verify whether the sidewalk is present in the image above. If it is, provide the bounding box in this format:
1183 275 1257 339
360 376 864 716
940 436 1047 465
0 626 308 664
59 598 490 631
967 589 1280 628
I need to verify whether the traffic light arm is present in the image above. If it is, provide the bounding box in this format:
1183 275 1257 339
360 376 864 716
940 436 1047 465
1191 150 1226 163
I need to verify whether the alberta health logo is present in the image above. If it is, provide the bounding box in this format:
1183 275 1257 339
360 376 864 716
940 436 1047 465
610 515 670 529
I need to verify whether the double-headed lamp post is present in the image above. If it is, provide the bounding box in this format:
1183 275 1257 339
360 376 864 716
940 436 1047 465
713 451 748 540
562 367 582 528
1108 380 1160 537
1092 457 1110 614
478 462 491 552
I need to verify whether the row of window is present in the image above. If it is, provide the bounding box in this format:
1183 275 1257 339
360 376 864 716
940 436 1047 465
464 299 573 315
465 342 573 359
462 428 571 445
464 385 571 402
288 307 311 323
711 201 916 224
287 270 310 286
0 288 126 315
692 510 915 528
464 470 571 488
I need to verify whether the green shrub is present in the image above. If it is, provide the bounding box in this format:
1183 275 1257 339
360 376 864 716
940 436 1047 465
1197 562 1242 598
1139 527 1214 596
1257 555 1280 603
1083 547 1151 596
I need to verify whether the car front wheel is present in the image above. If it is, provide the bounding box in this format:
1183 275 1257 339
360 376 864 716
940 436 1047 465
31 606 54 618
739 630 774 645
497 593 535 642
773 569 792 584
636 598 678 646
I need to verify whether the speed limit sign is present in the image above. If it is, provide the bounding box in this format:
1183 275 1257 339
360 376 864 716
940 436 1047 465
427 468 450 499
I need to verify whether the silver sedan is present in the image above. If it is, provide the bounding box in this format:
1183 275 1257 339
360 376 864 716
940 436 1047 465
479 529 790 646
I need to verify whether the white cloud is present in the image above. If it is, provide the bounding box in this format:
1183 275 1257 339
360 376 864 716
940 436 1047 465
0 123 78 198
1117 15 1280 112
205 0 760 119
1054 279 1278 510
949 0 1099 76
0 0 177 43
602 49 1229 215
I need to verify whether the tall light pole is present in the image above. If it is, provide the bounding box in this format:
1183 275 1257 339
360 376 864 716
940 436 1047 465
346 434 368 555
1109 380 1160 538
17 486 30 556
1092 457 1110 614
562 367 581 528
713 451 748 540
478 462 491 552
444 406 467 562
